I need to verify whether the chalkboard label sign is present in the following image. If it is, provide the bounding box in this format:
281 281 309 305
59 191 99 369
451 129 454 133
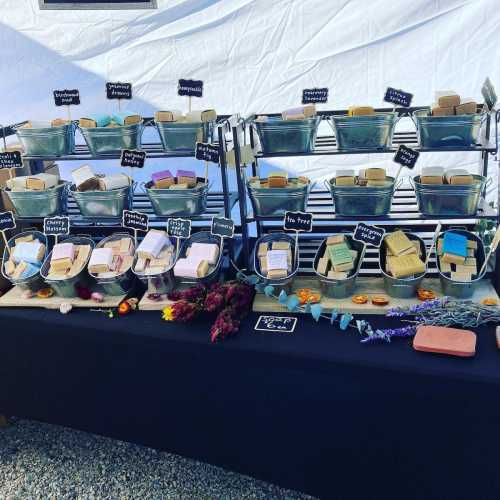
195 142 220 163
302 88 329 104
178 79 203 98
393 144 419 169
0 211 16 231
254 315 297 333
123 210 149 232
167 218 192 239
120 149 146 168
0 151 22 169
43 216 70 236
53 89 80 106
353 222 385 248
482 77 497 111
384 87 413 108
284 211 313 232
106 82 132 100
211 216 234 239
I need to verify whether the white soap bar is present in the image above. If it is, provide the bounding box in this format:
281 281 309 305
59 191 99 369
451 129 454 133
89 248 113 268
72 165 95 188
136 230 168 259
13 241 44 265
185 110 202 122
266 250 288 271
6 176 28 190
445 168 469 181
187 243 219 265
98 173 130 191
173 257 200 278
422 166 445 177
336 169 355 177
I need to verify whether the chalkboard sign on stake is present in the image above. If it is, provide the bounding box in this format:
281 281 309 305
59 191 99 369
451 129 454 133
302 88 329 104
122 209 149 245
393 144 419 180
482 77 497 111
195 142 219 163
43 216 70 244
0 151 23 170
352 222 385 248
284 211 313 233
167 218 192 258
178 79 203 98
53 89 80 121
254 315 297 333
384 87 413 108
211 216 234 239
120 149 146 169
106 82 132 100
0 211 16 255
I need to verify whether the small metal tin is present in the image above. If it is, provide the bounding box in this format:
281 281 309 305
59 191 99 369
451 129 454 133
1 230 48 292
253 116 321 154
437 229 486 298
253 233 298 295
41 236 96 298
380 232 428 298
143 178 209 216
79 122 144 155
413 110 484 149
70 184 133 217
329 113 398 151
313 235 365 299
14 122 75 156
89 233 136 296
327 176 399 217
155 121 212 153
247 178 310 216
412 174 488 216
4 181 69 218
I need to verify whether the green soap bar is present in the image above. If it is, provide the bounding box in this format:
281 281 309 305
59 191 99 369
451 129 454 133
327 243 352 266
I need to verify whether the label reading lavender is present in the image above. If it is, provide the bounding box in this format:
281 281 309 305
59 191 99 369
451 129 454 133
195 142 219 163
284 211 313 232
482 77 497 111
254 315 297 334
43 216 70 237
120 149 146 168
0 211 16 232
106 82 132 100
393 144 419 169
211 216 234 239
384 87 413 108
178 79 203 98
53 89 80 106
302 87 329 104
167 218 191 239
123 210 149 232
0 151 22 169
353 223 385 248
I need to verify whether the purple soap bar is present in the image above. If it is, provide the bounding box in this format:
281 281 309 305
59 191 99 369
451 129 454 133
176 169 195 179
151 170 173 183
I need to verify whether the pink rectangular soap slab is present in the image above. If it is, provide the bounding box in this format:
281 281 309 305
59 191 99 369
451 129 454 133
151 170 173 183
52 243 75 261
413 325 476 357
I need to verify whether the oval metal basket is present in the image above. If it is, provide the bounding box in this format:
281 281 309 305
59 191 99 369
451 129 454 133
155 121 212 153
70 183 134 217
14 121 75 156
412 174 489 216
142 178 209 216
380 232 428 299
313 235 365 299
253 116 321 154
41 235 96 298
1 230 49 292
437 229 486 298
4 181 69 218
79 122 144 155
329 113 398 151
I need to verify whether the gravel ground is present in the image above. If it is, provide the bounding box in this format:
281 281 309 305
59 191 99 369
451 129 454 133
0 418 315 500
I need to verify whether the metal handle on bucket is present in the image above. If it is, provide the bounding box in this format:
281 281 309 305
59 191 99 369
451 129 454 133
482 177 493 197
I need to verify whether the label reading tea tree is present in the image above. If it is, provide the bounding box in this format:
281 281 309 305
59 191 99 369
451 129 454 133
284 211 313 232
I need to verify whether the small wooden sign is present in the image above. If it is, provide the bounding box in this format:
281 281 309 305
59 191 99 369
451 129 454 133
120 149 146 168
384 87 413 108
394 144 419 169
254 315 297 333
195 142 220 163
353 222 385 248
53 89 80 106
178 79 203 98
123 210 149 232
167 218 192 239
106 82 132 100
43 216 70 237
284 211 313 232
211 216 234 239
0 211 16 231
482 77 497 111
0 151 22 169
302 88 329 104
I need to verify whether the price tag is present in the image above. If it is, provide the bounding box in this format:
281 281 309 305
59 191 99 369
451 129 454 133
43 216 70 237
302 88 329 104
178 79 203 98
106 82 132 100
211 216 234 239
254 315 297 333
352 222 385 248
0 211 16 232
53 89 80 106
120 149 146 168
167 218 192 239
0 151 22 169
482 77 497 111
384 87 413 108
195 142 219 163
123 210 149 232
393 144 419 169
284 211 313 232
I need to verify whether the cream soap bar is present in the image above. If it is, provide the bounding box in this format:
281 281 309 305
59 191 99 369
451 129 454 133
137 230 168 259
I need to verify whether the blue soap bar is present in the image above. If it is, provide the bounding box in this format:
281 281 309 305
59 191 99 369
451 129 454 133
442 232 467 257
89 113 111 127
20 262 41 279
112 112 140 126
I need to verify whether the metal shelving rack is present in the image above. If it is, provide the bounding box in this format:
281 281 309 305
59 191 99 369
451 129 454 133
231 106 500 291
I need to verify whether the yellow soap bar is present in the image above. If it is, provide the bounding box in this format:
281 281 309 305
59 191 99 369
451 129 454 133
316 257 329 276
335 176 355 186
272 241 290 251
267 269 288 279
441 253 465 265
257 243 268 258
455 101 476 115
326 235 344 246
385 231 414 256
197 260 210 278
391 254 425 279
348 106 375 116
365 168 386 180
437 94 461 108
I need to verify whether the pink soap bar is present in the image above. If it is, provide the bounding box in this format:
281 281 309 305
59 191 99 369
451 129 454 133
151 169 173 183
52 242 75 261
413 325 476 357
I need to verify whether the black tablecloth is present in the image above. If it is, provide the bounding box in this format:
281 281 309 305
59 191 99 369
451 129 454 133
1 307 499 499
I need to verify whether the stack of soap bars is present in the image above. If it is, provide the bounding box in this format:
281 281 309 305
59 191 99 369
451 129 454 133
316 235 357 280
384 230 425 279
438 232 478 282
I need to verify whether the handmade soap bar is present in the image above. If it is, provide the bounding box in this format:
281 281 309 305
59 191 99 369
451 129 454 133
111 112 141 126
75 245 92 264
282 105 316 120
72 165 100 191
13 241 45 265
188 243 219 265
441 253 466 265
89 248 113 274
435 92 461 108
267 269 288 279
445 169 473 185
119 238 133 255
173 257 204 278
316 257 329 276
134 258 147 273
176 170 196 188
455 100 476 115
137 230 168 259
413 325 476 357
12 261 28 279
421 166 444 184
67 260 84 277
327 270 348 280
440 261 452 273
155 110 182 122
272 241 291 251
197 259 209 278
366 180 391 187
335 170 355 186
347 106 375 116
259 256 268 275
327 243 353 272
390 254 425 279
326 235 344 246
118 255 134 273
4 259 16 276
257 242 268 258
442 232 467 258
79 114 111 128
451 271 472 282
268 172 288 188
463 257 477 269
431 106 454 117
365 168 386 180
152 170 174 189
52 243 75 262
385 231 413 256
98 174 130 191
266 250 289 271
201 109 217 122
26 173 58 191
169 183 188 189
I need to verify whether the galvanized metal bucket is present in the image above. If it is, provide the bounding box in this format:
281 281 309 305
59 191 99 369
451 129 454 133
253 233 298 294
155 121 212 153
4 181 69 218
14 121 75 156
1 230 48 292
79 122 144 155
380 232 428 298
329 113 398 150
437 229 486 298
413 110 484 149
411 174 489 216
247 178 312 216
142 178 210 216
326 176 400 217
313 235 365 298
253 116 321 154
41 236 96 298
90 233 136 296
70 183 134 217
